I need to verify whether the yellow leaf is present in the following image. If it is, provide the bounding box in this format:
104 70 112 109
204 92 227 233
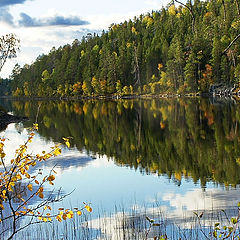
168 4 176 15
65 141 70 148
31 161 36 166
33 123 38 130
53 148 61 156
56 215 62 222
9 182 15 187
44 153 52 159
38 192 44 199
47 175 55 181
85 205 92 212
131 26 137 34
67 213 73 219
49 181 54 185
77 210 82 216
16 174 22 180
158 63 163 70
25 173 30 179
67 211 74 219
27 184 33 191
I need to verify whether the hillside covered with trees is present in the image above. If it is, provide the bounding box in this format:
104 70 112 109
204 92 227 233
7 0 240 97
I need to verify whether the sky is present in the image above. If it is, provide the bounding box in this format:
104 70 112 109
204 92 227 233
0 0 169 78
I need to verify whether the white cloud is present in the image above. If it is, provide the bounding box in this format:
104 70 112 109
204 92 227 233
0 25 93 77
0 123 53 164
86 187 240 239
0 0 171 78
162 188 238 212
90 155 114 168
145 0 164 8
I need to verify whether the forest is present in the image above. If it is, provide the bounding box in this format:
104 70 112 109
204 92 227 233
2 0 240 97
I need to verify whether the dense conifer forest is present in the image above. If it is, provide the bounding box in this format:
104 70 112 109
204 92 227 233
4 0 240 97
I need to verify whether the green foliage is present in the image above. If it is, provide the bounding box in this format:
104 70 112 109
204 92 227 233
0 78 11 96
6 1 240 97
184 51 197 92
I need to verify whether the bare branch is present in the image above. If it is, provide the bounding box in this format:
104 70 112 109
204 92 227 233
222 33 240 55
0 34 20 73
174 0 195 33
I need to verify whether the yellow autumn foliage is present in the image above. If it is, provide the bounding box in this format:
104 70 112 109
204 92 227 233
168 5 176 16
0 124 92 238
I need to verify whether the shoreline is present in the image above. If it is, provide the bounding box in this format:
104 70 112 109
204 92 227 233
1 90 239 102
0 92 210 101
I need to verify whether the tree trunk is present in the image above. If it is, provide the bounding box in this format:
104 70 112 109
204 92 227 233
174 0 195 33
133 44 141 87
235 0 240 16
222 0 226 21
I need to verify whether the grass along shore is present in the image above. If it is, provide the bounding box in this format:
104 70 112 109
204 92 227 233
10 202 240 240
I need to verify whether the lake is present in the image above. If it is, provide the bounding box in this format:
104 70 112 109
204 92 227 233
0 97 240 239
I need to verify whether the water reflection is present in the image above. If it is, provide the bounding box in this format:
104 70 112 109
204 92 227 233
1 98 240 187
0 97 240 239
85 181 240 239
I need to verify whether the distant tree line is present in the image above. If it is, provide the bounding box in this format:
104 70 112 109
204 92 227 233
7 0 240 97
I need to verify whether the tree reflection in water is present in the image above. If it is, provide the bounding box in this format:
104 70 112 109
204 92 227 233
1 97 240 187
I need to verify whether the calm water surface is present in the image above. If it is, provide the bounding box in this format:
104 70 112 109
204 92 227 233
0 97 240 238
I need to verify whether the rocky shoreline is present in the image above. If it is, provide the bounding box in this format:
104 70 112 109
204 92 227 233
0 110 28 132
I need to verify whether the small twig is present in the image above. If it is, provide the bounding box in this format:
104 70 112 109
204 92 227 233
222 34 240 56
35 103 42 124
